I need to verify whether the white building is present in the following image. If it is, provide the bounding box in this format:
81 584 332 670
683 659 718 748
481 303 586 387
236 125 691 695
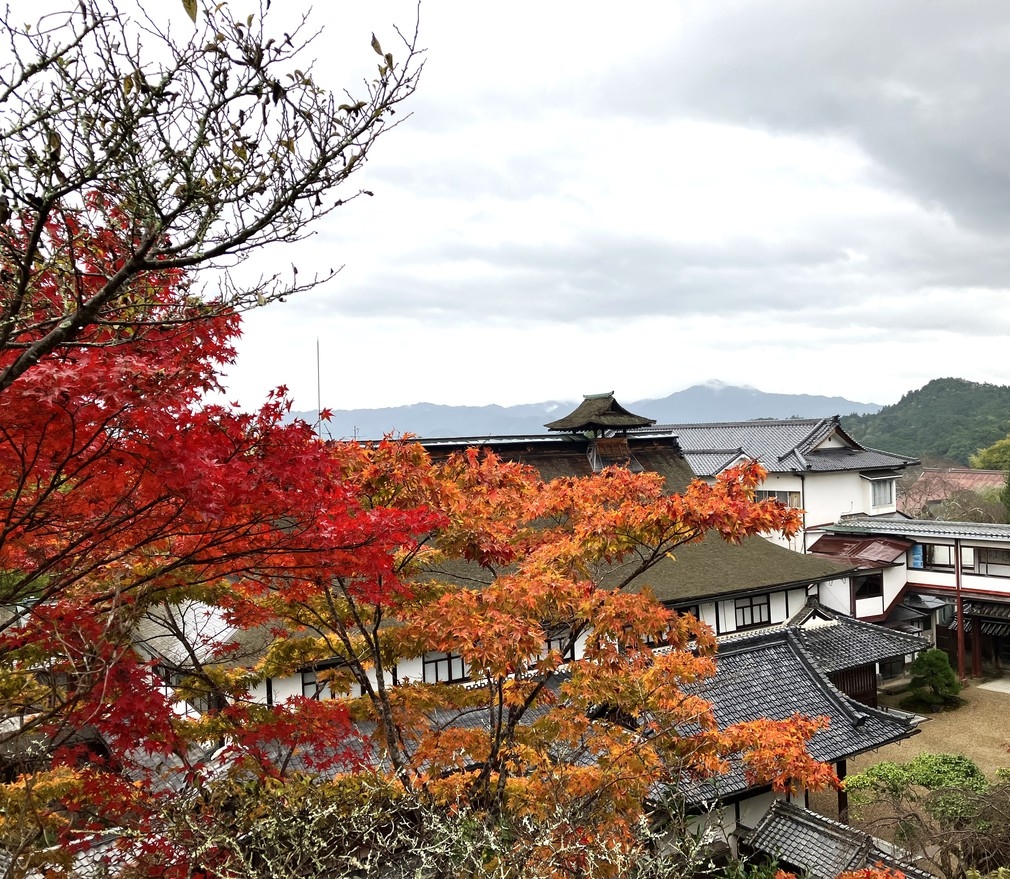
655 417 917 553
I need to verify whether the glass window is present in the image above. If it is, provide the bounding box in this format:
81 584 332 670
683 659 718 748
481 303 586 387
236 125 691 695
544 628 575 661
302 668 322 699
911 543 957 569
755 490 801 508
423 651 469 683
301 664 359 698
871 479 895 507
734 595 771 629
985 548 1010 565
854 573 883 599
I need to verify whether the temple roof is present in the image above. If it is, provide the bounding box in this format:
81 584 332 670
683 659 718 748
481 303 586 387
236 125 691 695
744 800 932 879
673 628 920 805
544 392 656 433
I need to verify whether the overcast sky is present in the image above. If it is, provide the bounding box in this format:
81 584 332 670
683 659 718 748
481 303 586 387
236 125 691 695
207 1 1010 411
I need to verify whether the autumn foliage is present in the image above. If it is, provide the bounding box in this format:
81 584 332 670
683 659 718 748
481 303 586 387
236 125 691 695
0 215 844 875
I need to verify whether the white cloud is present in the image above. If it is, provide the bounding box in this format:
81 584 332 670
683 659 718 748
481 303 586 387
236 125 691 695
19 0 1010 413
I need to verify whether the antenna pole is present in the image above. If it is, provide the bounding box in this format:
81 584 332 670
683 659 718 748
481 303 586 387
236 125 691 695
316 337 322 439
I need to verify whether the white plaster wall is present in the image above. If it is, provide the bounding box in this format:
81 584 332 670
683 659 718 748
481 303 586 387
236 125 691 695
770 592 789 624
755 473 804 550
818 578 851 614
684 791 785 857
883 566 907 608
855 595 884 618
785 588 807 619
906 568 953 588
803 471 870 528
959 574 1010 596
757 473 804 495
736 790 781 830
258 633 595 703
757 470 899 550
697 601 718 631
270 674 302 703
717 599 736 634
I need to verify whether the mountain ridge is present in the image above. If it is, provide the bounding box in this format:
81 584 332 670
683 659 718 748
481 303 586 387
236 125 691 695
291 384 882 440
842 377 1010 465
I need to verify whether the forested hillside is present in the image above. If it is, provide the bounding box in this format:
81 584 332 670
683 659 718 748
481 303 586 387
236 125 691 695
842 378 1010 465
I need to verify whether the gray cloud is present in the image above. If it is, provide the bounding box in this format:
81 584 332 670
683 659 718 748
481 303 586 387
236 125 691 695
588 0 1010 232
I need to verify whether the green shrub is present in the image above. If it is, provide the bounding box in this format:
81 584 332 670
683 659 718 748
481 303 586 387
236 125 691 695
908 649 961 708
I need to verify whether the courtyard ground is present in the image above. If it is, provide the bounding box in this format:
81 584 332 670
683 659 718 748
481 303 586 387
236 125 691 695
809 677 1010 822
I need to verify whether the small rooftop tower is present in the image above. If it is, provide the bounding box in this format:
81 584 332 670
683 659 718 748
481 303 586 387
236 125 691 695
545 392 655 473
544 392 655 436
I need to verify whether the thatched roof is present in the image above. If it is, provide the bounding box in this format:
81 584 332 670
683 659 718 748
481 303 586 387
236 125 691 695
545 392 655 433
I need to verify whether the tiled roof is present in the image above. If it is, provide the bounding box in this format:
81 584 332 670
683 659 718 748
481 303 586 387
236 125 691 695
744 800 932 879
800 446 919 473
901 468 1007 514
681 450 747 476
654 418 916 475
788 603 929 672
678 629 918 805
827 516 1010 542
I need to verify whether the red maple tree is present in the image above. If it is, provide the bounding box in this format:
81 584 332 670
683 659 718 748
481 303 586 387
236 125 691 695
0 209 840 878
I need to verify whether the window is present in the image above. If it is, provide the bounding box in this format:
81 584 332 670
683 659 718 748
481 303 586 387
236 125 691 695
910 543 956 570
755 490 801 508
979 547 1010 577
302 668 323 699
645 607 699 647
853 573 883 599
300 664 359 698
734 595 771 630
871 479 895 508
422 651 469 683
544 628 575 661
986 548 1010 565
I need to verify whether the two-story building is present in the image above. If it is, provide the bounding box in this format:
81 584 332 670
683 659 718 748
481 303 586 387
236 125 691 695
649 417 917 552
815 516 1010 678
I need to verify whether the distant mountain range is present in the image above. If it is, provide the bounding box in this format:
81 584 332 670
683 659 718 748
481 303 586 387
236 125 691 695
291 381 882 440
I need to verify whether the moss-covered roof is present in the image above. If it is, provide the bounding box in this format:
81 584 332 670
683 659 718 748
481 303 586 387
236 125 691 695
624 534 856 605
422 432 851 603
545 392 655 433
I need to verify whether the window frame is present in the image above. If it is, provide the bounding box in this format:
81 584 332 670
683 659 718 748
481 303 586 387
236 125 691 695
422 650 469 684
755 489 802 508
544 628 576 662
853 572 884 599
870 478 895 508
734 594 771 630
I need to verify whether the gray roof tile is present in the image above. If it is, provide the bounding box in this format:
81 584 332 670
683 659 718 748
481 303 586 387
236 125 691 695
788 603 930 672
827 516 1010 542
655 418 915 476
675 629 918 805
745 800 932 879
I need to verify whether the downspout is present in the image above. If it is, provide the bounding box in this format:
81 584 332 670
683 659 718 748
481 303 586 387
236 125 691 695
955 537 965 680
790 451 809 553
799 471 808 552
